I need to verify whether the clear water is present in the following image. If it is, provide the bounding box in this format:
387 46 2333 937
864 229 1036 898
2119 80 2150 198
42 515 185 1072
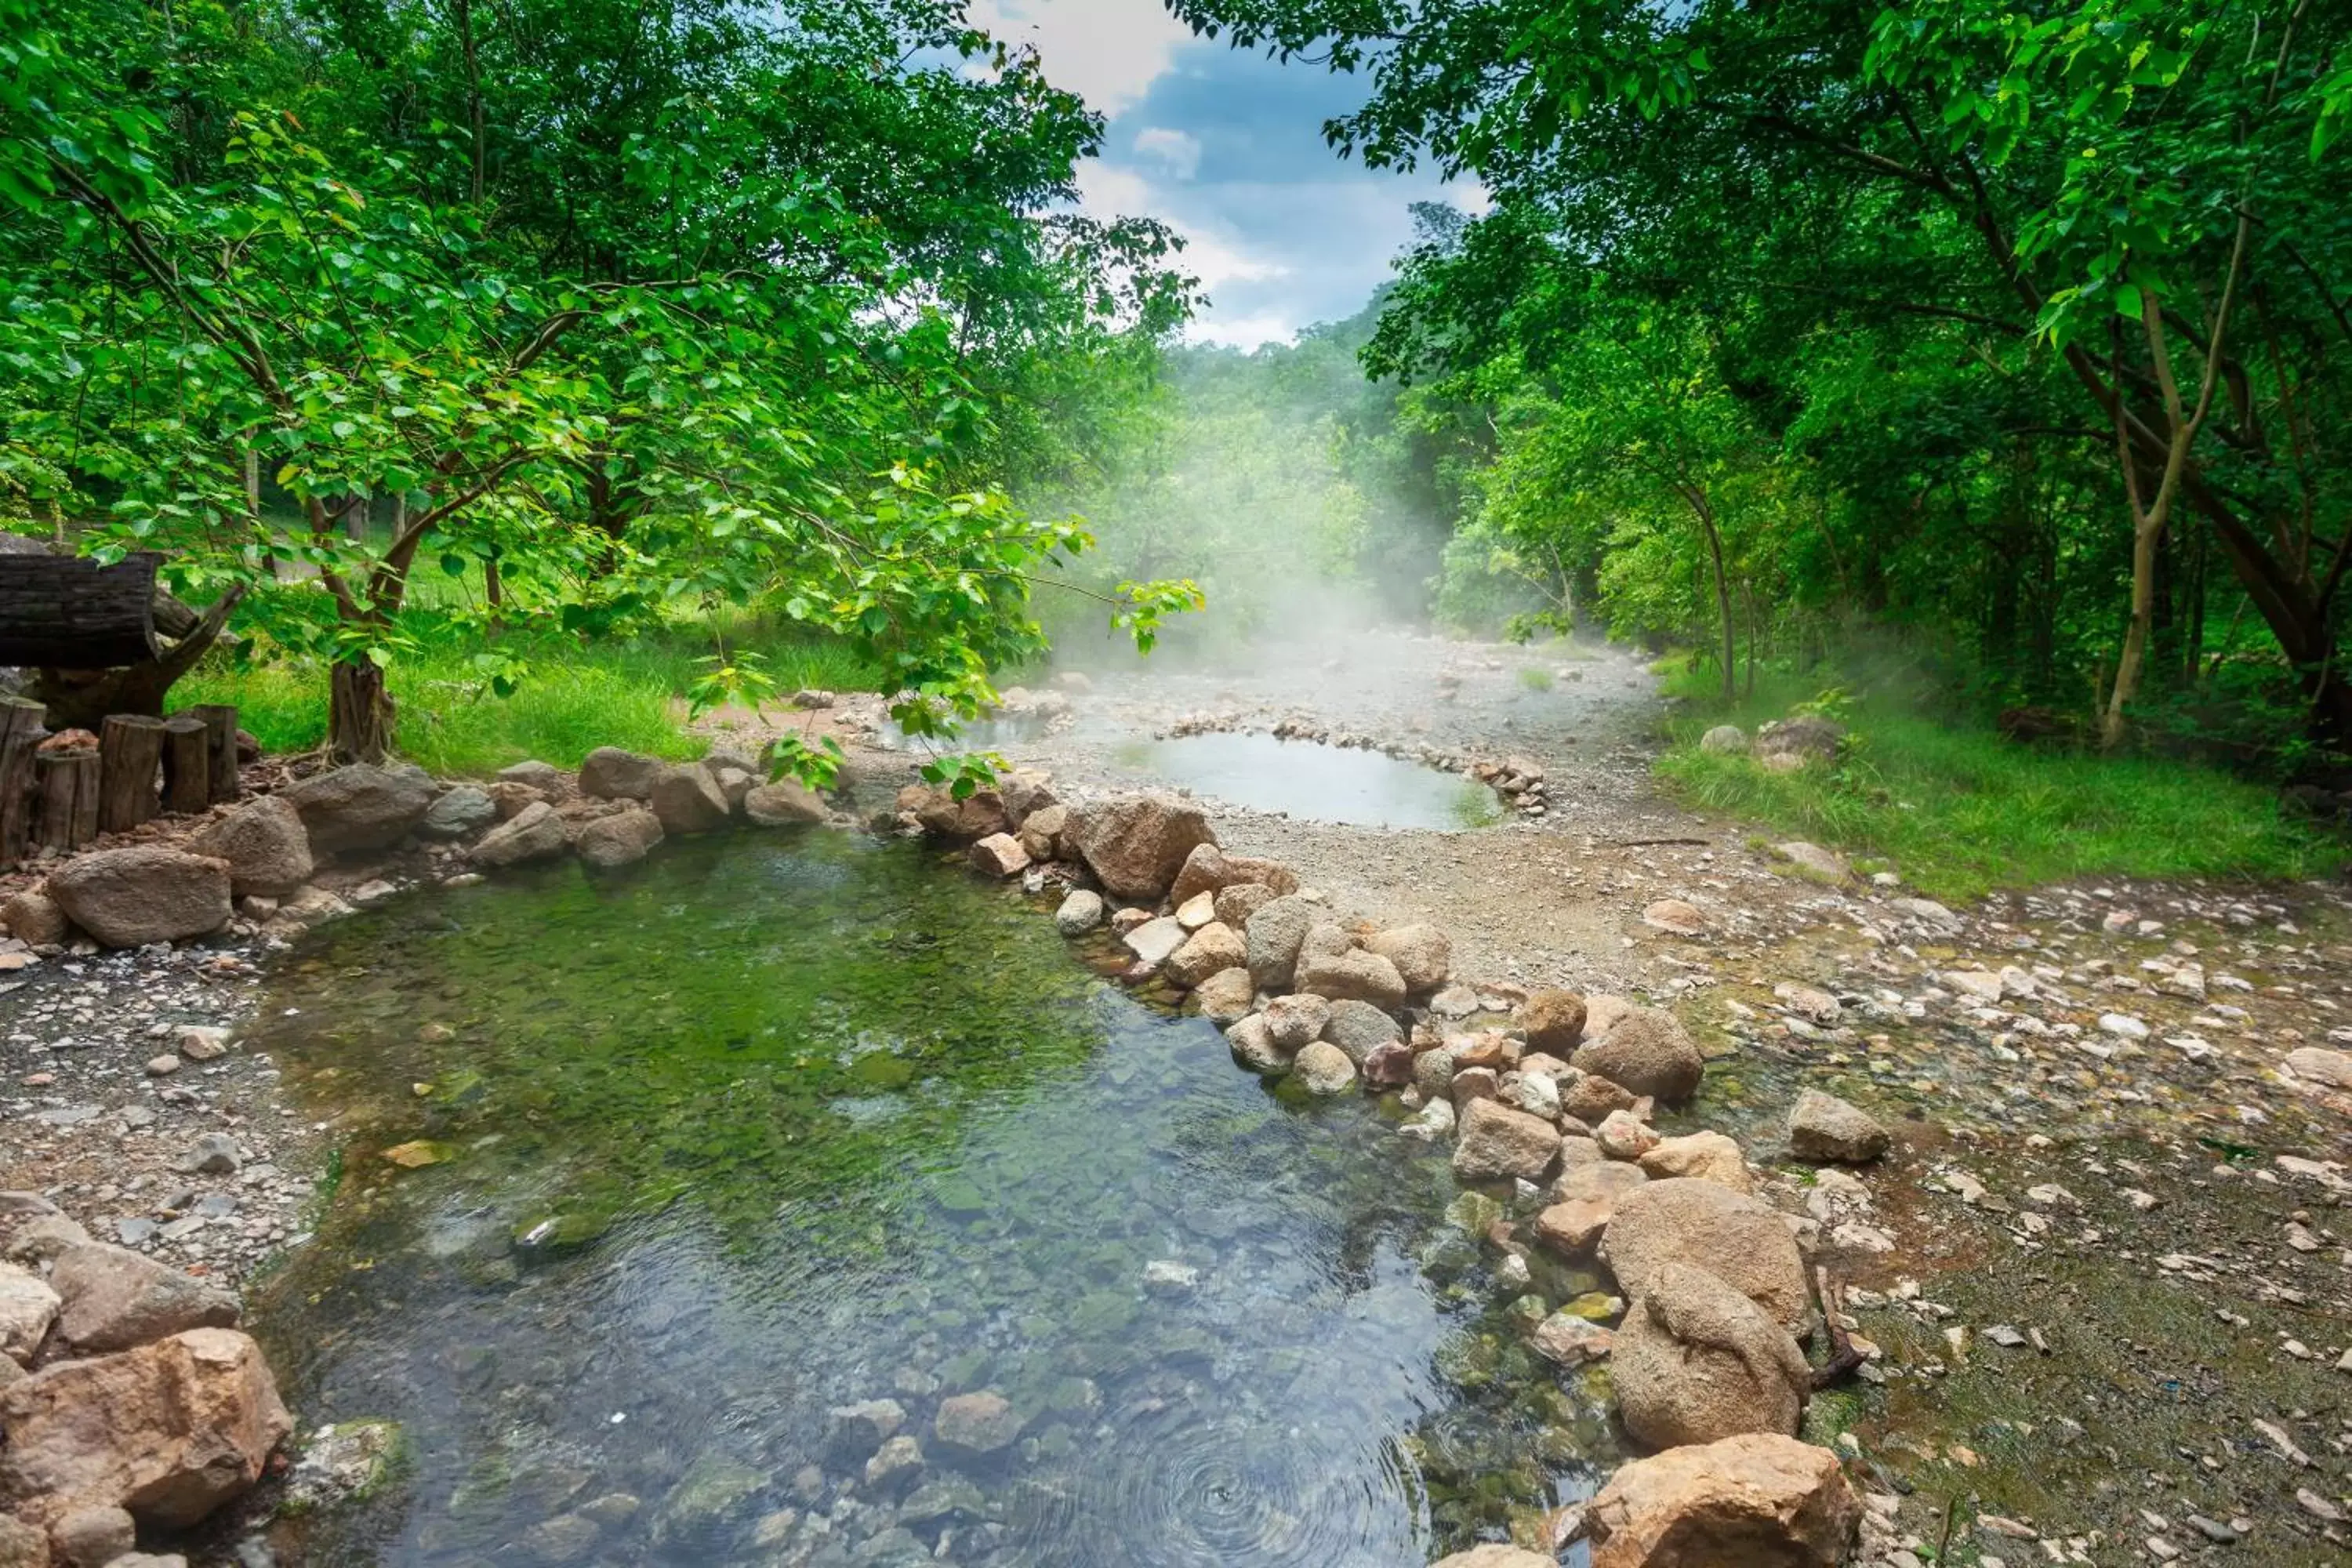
1113 735 1504 830
247 834 1609 1566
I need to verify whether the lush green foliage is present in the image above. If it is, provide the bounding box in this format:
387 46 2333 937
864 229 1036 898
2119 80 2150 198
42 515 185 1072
2 0 1199 764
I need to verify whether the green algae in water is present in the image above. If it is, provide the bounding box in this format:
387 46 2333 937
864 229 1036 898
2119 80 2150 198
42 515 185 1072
249 833 1609 1566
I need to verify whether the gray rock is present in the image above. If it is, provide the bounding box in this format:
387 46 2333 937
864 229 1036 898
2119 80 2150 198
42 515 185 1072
1787 1090 1891 1163
49 847 232 949
1121 916 1188 967
826 1399 906 1464
579 748 667 801
179 1134 241 1175
575 809 665 870
471 801 572 867
1052 889 1105 935
53 1504 136 1568
190 797 314 896
649 765 732 835
281 764 435 855
1613 1261 1809 1450
743 781 826 826
1292 1040 1356 1096
1261 993 1331 1050
5 1214 90 1263
1243 895 1319 990
1320 1000 1401 1065
50 1243 241 1352
417 786 498 841
495 760 572 797
1699 724 1750 756
1295 946 1407 1010
1450 1098 1560 1182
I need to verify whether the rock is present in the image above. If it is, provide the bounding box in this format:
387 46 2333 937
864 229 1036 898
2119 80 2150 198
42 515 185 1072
48 848 230 949
414 784 497 842
968 833 1031 878
1519 989 1588 1054
0 1264 60 1363
1586 1434 1858 1568
1574 1008 1704 1103
1531 1312 1616 1368
1225 1014 1290 1076
1535 1160 1650 1254
471 801 572 868
648 766 732 836
1163 922 1245 989
0 1327 289 1527
825 1399 905 1463
579 747 667 800
898 784 1010 841
0 1517 44 1567
1602 1180 1812 1336
1296 946 1407 1010
1073 794 1214 901
177 1134 241 1177
1 889 66 947
1212 881 1276 930
931 1391 1020 1456
281 764 435 854
1450 1065 1498 1105
1018 803 1070 862
1698 724 1749 756
1595 1109 1661 1160
1942 968 2003 1004
1639 1131 1751 1193
1771 840 1849 882
1363 1040 1415 1087
998 769 1057 826
1320 999 1402 1064
1167 843 1298 907
1562 1069 1639 1124
1366 924 1450 993
176 1026 230 1062
2285 1046 2352 1091
50 1505 133 1568
485 779 547 820
1293 1040 1356 1095
743 781 827 826
1787 1091 1890 1163
1262 993 1331 1050
1451 1098 1561 1182
1755 715 1846 767
6 1216 89 1265
495 759 572 796
1179 895 1220 931
519 1512 600 1563
1642 899 1708 936
1614 1262 1810 1450
1773 982 1840 1025
1413 1044 1459 1098
1192 968 1255 1026
1122 916 1188 968
1429 1548 1558 1568
865 1435 924 1490
1243 895 1321 990
574 809 664 870
1052 890 1105 936
281 1418 402 1514
50 1243 241 1353
189 797 314 897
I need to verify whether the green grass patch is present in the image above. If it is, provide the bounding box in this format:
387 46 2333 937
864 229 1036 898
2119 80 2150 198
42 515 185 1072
1653 659 2340 900
1515 666 1555 691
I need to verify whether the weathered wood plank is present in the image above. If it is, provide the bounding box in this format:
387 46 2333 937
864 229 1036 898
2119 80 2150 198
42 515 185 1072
0 554 160 667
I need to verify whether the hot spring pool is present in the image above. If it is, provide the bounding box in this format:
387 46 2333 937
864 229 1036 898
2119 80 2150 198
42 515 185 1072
1113 734 1504 830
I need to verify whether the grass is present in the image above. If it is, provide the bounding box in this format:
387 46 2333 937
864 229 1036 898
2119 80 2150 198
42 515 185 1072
1652 659 2341 901
1515 666 1555 691
180 608 884 777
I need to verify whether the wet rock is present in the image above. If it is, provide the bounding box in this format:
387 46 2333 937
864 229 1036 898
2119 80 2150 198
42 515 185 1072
1519 989 1588 1054
1366 924 1451 993
743 781 826 827
1192 968 1255 1026
1602 1180 1812 1335
1211 880 1276 930
1262 993 1330 1051
1451 1098 1561 1182
1225 1014 1291 1076
1073 794 1214 901
50 1243 241 1353
1293 1040 1356 1095
898 784 1009 842
575 809 664 870
1243 895 1320 990
1122 916 1188 968
1531 1312 1616 1368
1163 922 1245 989
1699 724 1749 756
968 833 1031 878
1585 1433 1859 1568
518 1512 600 1563
651 1457 764 1552
1167 843 1298 906
416 786 498 844
1642 900 1709 936
1053 889 1105 935
1018 802 1070 862
931 1391 1020 1456
1363 1040 1415 1087
49 848 230 949
1596 1109 1661 1160
579 747 666 800
1771 840 1850 882
471 801 572 868
51 1505 133 1567
1639 1131 1751 1193
1322 1000 1402 1064
1430 1546 1557 1568
1295 945 1407 1010
1573 1008 1704 1103
0 1265 60 1363
1787 1091 1890 1163
864 1435 924 1490
190 797 314 898
0 1327 289 1527
1614 1262 1810 1450
826 1399 906 1463
1 889 66 947
648 766 731 836
282 1419 402 1513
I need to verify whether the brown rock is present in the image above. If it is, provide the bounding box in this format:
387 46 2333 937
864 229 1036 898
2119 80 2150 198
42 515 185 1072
0 1264 60 1363
1642 899 1708 936
47 848 231 949
743 780 827 827
0 1516 45 1567
575 808 665 870
1450 1065 1498 1106
280 764 434 855
899 785 1011 842
470 801 572 868
1787 1091 1890 1163
1211 880 1276 930
1595 1109 1660 1160
49 1505 132 1568
1561 1069 1639 1124
1639 1131 1751 1193
649 766 732 836
968 833 1031 878
188 797 313 898
1519 989 1588 1054
578 746 667 800
1586 1434 1858 1568
1191 968 1255 1026
1613 1262 1809 1450
1583 993 1636 1039
50 1244 240 1354
1017 802 1069 862
1296 946 1406 1010
1574 1008 1704 1103
485 779 549 820
1530 1312 1615 1368
1261 993 1331 1050
0 1328 289 1527
1366 924 1451 993
1450 1098 1561 1182
1163 922 1246 989
1167 843 1298 907
1 889 66 947
1534 1160 1650 1256
1429 1548 1558 1568
1602 1181 1812 1336
1073 794 1214 901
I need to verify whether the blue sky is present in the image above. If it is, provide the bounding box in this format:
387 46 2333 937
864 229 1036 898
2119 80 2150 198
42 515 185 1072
971 0 1479 348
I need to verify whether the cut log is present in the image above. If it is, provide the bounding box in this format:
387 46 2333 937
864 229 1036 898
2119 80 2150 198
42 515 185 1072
0 696 45 868
27 583 246 731
35 751 98 851
97 713 166 833
162 715 211 815
0 553 159 666
183 703 241 801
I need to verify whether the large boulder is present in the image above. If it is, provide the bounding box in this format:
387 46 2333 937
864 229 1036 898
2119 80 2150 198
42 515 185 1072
1243 895 1321 990
1451 1098 1561 1182
470 801 571 868
1613 1263 1810 1450
744 780 826 827
50 1245 240 1354
1073 794 1214 902
579 747 667 801
1520 989 1588 1054
1295 945 1407 1010
188 797 312 898
575 809 665 870
1574 1007 1704 1103
0 1327 289 1528
1366 924 1451 993
280 764 434 855
416 785 497 842
1602 1180 1812 1336
898 785 1010 842
48 848 230 949
1585 1434 1859 1568
1320 1000 1401 1065
649 765 731 836
1787 1091 1890 1163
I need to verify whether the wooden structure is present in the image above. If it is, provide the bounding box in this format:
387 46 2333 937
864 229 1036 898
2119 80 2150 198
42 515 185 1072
0 694 241 869
0 544 244 731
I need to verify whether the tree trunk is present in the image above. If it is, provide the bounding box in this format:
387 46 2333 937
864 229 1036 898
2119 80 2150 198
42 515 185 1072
2103 518 2161 749
329 659 395 764
162 716 212 814
96 714 166 833
1691 495 1736 702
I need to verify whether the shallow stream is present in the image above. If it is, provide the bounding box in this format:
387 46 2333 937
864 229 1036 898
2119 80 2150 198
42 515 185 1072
249 833 1608 1566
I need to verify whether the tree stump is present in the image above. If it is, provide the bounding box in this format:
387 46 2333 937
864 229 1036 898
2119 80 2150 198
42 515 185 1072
35 751 98 851
184 702 241 801
97 714 166 833
0 696 45 868
162 716 211 815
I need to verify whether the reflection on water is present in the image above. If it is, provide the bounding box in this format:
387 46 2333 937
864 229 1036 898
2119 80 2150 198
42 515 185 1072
249 835 1603 1566
1114 734 1504 829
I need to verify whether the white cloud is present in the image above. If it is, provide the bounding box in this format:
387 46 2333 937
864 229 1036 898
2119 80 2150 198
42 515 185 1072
1185 310 1301 350
1131 125 1202 180
969 0 1193 116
